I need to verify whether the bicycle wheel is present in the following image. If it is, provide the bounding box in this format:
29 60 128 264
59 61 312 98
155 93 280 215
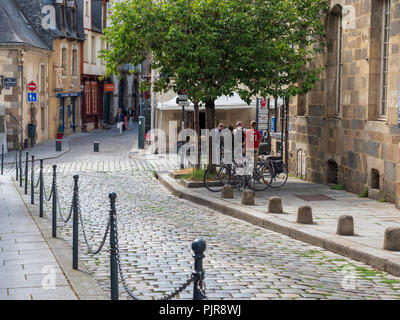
250 162 272 191
270 162 288 188
203 164 230 192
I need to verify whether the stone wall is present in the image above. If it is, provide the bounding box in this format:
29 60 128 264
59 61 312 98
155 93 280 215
288 0 400 208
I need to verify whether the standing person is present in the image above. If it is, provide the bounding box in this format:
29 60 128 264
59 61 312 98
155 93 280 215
115 108 125 135
122 105 128 131
213 123 224 164
128 106 134 131
245 121 262 162
233 121 246 158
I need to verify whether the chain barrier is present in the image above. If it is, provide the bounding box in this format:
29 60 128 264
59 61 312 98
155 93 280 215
77 194 111 255
55 180 73 223
42 177 53 202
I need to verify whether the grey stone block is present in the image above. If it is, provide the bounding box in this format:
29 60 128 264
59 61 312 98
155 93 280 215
221 185 234 199
241 190 254 205
383 228 400 251
268 196 283 213
296 206 313 224
337 215 354 236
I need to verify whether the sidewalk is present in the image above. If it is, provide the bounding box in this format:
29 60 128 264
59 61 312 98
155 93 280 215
159 173 400 277
2 132 90 164
0 175 107 299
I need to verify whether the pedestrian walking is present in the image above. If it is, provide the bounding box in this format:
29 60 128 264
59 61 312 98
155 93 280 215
213 123 224 164
233 121 246 158
122 105 128 131
128 106 134 131
245 121 262 162
115 108 125 135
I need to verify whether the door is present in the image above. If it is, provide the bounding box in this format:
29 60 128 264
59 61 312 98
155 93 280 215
104 92 110 124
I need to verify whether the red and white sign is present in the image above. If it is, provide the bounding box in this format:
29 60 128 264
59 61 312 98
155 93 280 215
28 82 36 91
104 84 115 92
260 98 267 108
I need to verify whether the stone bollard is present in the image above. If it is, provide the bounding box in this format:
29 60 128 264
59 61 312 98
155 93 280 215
221 184 233 199
297 206 313 224
241 189 254 205
337 215 354 236
268 196 283 213
383 228 400 251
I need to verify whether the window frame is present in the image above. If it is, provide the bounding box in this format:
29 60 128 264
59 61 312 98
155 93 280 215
379 0 391 119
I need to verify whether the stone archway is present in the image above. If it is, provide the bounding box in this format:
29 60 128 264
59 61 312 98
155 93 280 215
327 159 338 184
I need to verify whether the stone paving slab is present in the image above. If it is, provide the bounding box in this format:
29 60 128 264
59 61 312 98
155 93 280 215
159 173 400 277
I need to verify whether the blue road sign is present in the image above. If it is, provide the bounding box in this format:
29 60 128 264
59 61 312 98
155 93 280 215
27 92 37 102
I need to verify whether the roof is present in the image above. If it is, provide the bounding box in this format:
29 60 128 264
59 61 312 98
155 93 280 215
157 92 256 111
0 0 50 50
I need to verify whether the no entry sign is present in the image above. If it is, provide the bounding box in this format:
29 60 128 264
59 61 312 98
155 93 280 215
28 82 36 91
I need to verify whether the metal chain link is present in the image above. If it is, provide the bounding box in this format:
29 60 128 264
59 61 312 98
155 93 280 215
42 178 53 202
198 279 208 300
77 194 111 255
35 171 41 189
113 210 194 300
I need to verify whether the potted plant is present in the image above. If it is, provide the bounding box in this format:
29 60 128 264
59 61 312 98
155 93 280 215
56 124 63 139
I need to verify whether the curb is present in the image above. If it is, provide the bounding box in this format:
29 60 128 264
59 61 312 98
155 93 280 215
12 179 108 300
158 173 400 277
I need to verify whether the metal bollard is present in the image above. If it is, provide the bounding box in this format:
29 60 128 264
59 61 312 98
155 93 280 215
94 142 99 152
72 175 79 270
19 149 22 187
24 152 29 195
52 165 57 238
192 238 206 300
31 155 34 205
15 147 18 181
109 192 118 300
138 116 145 149
39 159 43 218
1 144 3 175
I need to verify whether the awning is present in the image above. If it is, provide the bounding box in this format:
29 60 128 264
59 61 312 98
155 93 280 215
157 92 256 111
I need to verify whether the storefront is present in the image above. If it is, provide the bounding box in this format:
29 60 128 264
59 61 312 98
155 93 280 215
57 92 82 134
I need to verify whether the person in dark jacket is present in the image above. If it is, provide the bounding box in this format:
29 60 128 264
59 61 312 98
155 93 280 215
115 108 125 135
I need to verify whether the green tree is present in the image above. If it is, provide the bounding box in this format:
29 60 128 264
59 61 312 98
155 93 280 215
101 0 329 162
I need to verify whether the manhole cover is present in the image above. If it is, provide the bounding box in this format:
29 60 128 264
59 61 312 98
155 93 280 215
294 194 335 202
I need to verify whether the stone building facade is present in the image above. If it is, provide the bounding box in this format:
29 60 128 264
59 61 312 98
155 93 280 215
0 0 52 151
288 0 400 208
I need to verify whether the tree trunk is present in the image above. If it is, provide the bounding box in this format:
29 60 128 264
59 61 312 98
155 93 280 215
205 99 215 166
193 102 200 169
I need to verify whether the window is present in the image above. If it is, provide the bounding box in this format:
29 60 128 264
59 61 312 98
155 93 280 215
72 49 78 76
91 36 96 64
380 0 391 118
40 64 45 94
85 1 89 17
41 107 45 130
71 8 77 33
62 47 67 76
61 3 66 31
335 11 343 115
91 81 98 113
84 35 88 63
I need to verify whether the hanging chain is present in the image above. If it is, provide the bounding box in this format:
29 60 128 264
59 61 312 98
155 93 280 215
42 177 53 202
77 194 111 255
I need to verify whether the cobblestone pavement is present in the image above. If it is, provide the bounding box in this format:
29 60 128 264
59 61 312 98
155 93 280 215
6 127 400 300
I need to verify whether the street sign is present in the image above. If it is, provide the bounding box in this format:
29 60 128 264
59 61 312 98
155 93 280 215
104 84 115 92
178 95 188 101
260 98 267 108
27 92 37 102
28 82 36 91
178 100 190 107
4 78 17 87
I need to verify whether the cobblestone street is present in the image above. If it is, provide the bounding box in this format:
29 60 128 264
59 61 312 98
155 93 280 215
11 127 393 300
3 127 400 300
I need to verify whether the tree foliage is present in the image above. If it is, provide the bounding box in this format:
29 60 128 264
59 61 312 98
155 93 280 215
101 0 329 119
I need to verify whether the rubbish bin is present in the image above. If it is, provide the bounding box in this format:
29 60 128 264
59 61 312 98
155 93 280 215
55 140 62 152
27 124 36 139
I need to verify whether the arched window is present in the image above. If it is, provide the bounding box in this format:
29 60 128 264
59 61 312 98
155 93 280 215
62 47 67 76
326 5 343 117
72 49 78 77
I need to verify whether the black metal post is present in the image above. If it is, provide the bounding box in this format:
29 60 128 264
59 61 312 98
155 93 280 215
192 238 206 300
15 147 18 181
72 175 79 270
52 165 57 238
19 149 22 187
24 152 28 194
1 144 4 175
30 155 34 204
109 192 118 300
39 159 43 218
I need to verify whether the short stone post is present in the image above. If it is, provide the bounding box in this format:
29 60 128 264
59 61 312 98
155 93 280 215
241 189 254 205
221 184 233 199
337 215 354 236
383 228 400 251
268 196 283 213
297 206 313 224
